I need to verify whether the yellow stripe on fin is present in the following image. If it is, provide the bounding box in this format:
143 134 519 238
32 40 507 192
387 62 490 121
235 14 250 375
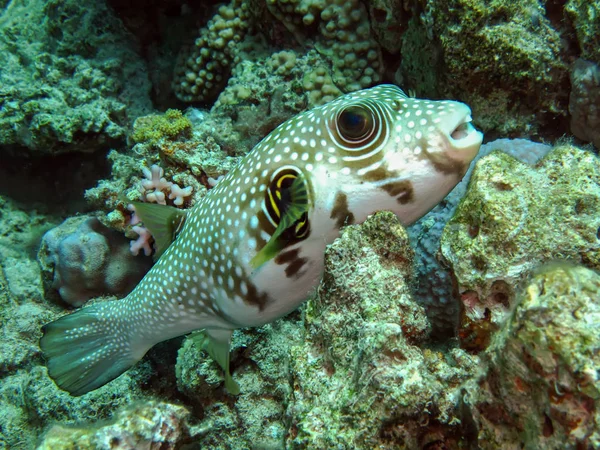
250 174 309 269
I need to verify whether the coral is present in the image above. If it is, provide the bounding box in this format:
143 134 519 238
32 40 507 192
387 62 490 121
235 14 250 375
84 131 228 231
212 51 310 144
287 212 478 448
173 0 382 105
439 144 600 351
130 109 192 147
172 0 250 102
565 0 600 63
302 65 342 106
0 0 151 155
175 320 297 448
0 200 160 449
267 50 297 76
264 0 383 93
469 263 600 448
266 0 383 92
37 401 191 449
398 0 569 137
129 225 153 257
569 58 600 149
38 216 152 306
408 138 553 336
136 164 192 206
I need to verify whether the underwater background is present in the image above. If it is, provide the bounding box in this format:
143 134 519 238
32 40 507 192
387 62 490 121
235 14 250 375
0 0 599 448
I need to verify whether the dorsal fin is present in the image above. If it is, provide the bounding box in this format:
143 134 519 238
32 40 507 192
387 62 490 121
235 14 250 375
130 201 187 260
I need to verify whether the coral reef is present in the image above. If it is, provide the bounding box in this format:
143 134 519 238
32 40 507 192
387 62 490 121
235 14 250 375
409 138 553 336
0 195 156 449
470 263 600 448
0 0 151 155
1 0 600 447
38 401 191 449
440 144 600 351
84 112 240 231
399 0 569 137
569 58 600 149
263 0 383 92
38 216 152 306
286 212 478 448
173 0 382 105
172 212 480 448
172 0 250 103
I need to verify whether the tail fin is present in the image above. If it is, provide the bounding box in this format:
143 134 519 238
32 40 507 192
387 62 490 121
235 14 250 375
40 304 141 396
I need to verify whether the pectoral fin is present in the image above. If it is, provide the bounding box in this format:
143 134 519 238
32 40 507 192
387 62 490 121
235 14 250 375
189 328 240 395
251 174 309 268
130 201 187 260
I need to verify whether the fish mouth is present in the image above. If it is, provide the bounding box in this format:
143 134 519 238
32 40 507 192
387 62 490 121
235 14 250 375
449 113 483 150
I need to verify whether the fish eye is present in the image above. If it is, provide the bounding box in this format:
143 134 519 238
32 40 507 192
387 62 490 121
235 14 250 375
337 105 374 142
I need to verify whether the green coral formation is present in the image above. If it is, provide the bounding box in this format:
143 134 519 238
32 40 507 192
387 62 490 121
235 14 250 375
0 0 151 155
130 109 192 146
400 0 569 137
565 0 600 63
172 0 250 103
440 144 600 350
470 263 600 448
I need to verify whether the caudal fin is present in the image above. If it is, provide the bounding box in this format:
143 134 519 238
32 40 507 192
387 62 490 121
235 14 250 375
40 304 140 396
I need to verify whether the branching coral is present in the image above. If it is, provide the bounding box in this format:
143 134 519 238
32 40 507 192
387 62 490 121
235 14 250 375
172 0 250 102
128 164 193 256
138 164 193 206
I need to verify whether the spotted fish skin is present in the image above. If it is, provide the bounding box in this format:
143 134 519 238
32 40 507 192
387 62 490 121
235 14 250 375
40 85 483 395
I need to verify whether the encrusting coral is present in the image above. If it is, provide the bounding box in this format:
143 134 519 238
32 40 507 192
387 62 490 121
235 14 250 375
470 263 600 448
440 144 600 351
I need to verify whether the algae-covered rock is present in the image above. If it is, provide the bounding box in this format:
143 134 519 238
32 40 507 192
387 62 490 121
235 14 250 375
565 0 600 64
399 0 568 137
0 0 151 155
440 145 600 350
287 212 479 448
37 401 191 449
470 263 600 448
175 320 300 449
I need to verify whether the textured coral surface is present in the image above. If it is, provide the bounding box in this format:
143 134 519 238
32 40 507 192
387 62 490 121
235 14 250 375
1 0 600 448
441 145 600 351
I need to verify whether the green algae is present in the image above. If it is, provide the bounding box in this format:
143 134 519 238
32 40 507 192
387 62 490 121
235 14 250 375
130 109 192 146
400 0 568 137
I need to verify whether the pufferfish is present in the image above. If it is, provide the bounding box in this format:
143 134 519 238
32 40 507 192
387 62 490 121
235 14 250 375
40 85 483 396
